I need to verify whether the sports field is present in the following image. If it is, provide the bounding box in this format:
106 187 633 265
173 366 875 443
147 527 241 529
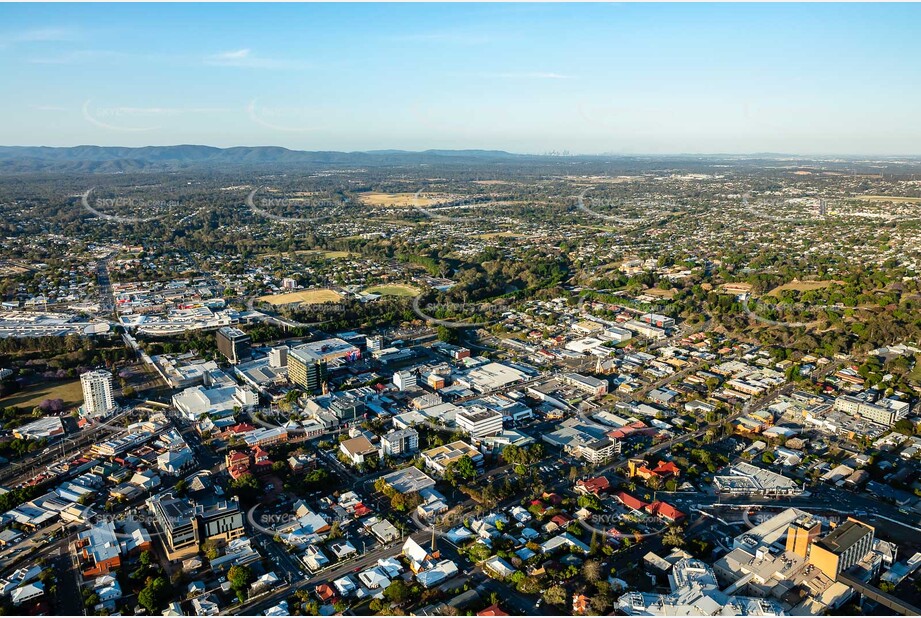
0 379 84 410
358 192 448 207
363 284 420 297
258 289 343 305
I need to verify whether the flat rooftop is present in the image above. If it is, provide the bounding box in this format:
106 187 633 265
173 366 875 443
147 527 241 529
380 467 436 494
815 520 873 555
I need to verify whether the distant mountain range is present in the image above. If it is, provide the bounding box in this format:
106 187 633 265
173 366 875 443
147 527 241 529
0 145 533 173
0 145 910 174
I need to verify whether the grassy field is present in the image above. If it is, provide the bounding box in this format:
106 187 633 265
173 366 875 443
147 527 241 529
476 232 527 240
258 249 352 260
363 284 420 297
382 219 425 226
767 280 845 296
358 192 450 207
0 379 84 410
0 262 30 276
909 359 921 384
643 287 676 299
577 224 619 233
302 250 352 259
720 282 753 294
854 196 921 203
257 289 343 306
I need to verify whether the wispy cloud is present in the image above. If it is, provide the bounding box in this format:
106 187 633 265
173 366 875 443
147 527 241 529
212 48 252 61
484 71 575 80
4 26 80 45
204 48 307 70
91 106 233 116
81 100 235 133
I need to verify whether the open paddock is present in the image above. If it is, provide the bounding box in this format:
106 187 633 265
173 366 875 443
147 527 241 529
766 280 845 296
257 289 344 306
0 379 84 410
363 284 420 297
358 192 449 207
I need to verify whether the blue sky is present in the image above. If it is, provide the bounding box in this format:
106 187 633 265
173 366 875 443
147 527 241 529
1 3 919 154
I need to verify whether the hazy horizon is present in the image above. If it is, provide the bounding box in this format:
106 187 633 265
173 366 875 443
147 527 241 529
3 143 921 159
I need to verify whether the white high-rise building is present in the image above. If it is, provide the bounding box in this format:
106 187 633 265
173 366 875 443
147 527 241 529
81 369 116 417
366 335 384 353
456 406 504 439
269 346 288 369
393 370 418 391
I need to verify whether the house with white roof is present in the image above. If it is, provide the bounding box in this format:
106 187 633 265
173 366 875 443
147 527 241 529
11 582 44 606
264 600 289 616
483 556 516 579
303 545 330 571
358 567 391 590
416 560 459 588
329 541 357 561
192 595 220 616
130 469 162 491
541 532 591 554
333 575 357 596
157 447 195 475
377 557 403 578
403 536 435 573
509 505 532 523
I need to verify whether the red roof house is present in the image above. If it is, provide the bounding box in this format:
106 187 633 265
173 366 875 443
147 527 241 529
229 422 256 435
551 513 572 528
226 451 251 480
316 583 336 602
614 491 647 512
645 501 686 522
352 503 372 518
652 460 681 478
575 476 611 496
478 604 509 616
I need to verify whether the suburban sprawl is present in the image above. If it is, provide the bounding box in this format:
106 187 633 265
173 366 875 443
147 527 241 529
0 148 920 617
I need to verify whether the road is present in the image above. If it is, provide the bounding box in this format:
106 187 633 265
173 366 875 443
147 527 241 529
0 407 135 485
95 256 115 317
